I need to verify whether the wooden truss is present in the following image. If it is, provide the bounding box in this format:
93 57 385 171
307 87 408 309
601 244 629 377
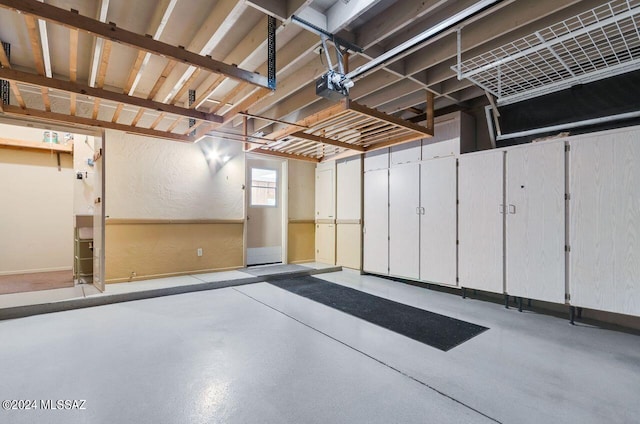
251 94 434 161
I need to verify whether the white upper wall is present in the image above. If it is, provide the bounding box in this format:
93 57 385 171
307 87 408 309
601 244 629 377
105 131 245 220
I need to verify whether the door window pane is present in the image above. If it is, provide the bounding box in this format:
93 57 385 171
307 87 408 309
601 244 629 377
251 168 277 206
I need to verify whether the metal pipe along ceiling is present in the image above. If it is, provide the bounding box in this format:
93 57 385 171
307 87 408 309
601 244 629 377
346 0 503 80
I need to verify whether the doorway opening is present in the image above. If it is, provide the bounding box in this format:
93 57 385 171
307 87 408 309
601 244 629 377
0 118 105 295
245 155 288 267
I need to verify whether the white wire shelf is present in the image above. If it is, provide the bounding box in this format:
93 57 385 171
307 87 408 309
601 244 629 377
452 0 640 105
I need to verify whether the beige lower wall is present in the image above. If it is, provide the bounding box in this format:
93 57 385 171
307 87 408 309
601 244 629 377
287 222 315 264
106 220 243 283
337 223 362 270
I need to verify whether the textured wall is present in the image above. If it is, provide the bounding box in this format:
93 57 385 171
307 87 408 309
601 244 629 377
104 131 245 281
105 131 244 220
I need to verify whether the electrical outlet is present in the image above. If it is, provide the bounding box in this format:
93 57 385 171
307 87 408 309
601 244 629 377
197 248 203 257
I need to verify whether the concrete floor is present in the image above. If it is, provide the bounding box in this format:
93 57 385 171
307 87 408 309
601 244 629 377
1 270 639 423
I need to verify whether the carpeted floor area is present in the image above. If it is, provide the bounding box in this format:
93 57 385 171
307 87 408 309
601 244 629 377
0 270 74 295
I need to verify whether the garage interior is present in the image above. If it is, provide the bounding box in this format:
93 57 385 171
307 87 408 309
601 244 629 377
1 0 640 423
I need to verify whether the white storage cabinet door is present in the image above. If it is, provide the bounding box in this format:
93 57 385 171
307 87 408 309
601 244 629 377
569 131 640 316
420 157 457 286
315 165 335 220
505 141 565 303
363 169 389 275
389 163 420 280
315 223 336 265
458 150 504 293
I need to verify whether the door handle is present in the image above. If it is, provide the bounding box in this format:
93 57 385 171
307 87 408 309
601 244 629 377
508 204 516 214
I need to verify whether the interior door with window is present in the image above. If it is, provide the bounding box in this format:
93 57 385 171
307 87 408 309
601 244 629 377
246 157 284 266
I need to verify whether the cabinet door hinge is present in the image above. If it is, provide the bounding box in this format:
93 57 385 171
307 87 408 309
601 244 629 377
456 277 459 282
565 193 571 200
565 245 571 252
565 293 571 301
456 240 459 245
565 145 571 152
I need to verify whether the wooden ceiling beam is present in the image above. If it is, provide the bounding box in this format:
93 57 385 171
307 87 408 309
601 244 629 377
69 28 78 115
346 98 433 137
183 120 205 135
209 82 248 114
23 15 46 76
192 75 225 109
2 104 193 142
92 38 112 119
130 108 145 126
166 117 183 132
24 14 51 111
90 99 101 119
266 102 348 141
168 68 201 105
0 67 223 124
112 104 124 123
150 112 166 129
123 50 146 95
219 87 272 125
147 61 177 101
290 131 366 152
0 0 270 89
252 148 320 163
0 46 26 109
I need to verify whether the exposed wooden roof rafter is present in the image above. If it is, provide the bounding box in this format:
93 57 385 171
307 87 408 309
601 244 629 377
69 28 78 115
23 14 51 111
0 0 270 89
0 67 223 124
247 96 434 160
2 104 193 142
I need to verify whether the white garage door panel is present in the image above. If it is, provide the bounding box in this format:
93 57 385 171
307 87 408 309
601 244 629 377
363 169 388 275
458 151 504 293
420 157 457 286
570 131 640 316
506 141 565 303
389 164 420 280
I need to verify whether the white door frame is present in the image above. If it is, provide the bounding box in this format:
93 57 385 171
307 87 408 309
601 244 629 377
244 153 288 266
